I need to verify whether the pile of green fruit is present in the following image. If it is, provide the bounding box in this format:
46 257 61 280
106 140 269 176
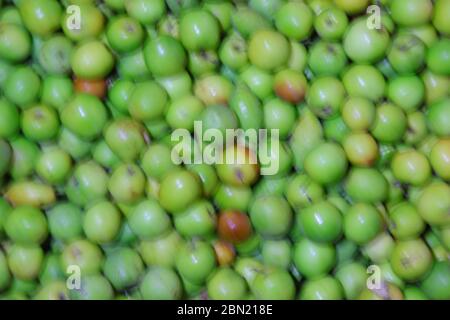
0 0 449 300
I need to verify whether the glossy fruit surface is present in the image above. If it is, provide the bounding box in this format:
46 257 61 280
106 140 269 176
390 239 433 281
293 238 336 279
248 29 290 71
299 201 342 243
144 36 186 76
343 203 382 245
304 142 348 185
71 41 114 79
250 196 292 237
218 211 252 244
207 268 247 300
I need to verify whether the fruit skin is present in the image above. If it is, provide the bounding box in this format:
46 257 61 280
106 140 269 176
7 244 43 281
420 262 450 300
304 142 348 185
83 201 122 244
9 137 39 180
74 78 107 99
34 281 69 300
391 150 431 186
38 35 73 75
156 71 193 101
139 230 183 269
108 163 146 204
285 174 324 210
69 160 109 204
179 9 220 51
128 199 171 240
387 76 425 113
299 276 344 300
273 69 307 104
334 0 369 15
230 6 271 39
0 98 20 139
250 196 292 238
343 18 390 64
104 118 149 162
217 210 252 244
248 29 290 71
144 36 187 76
41 76 74 112
388 202 426 241
314 7 348 41
175 241 216 285
70 274 114 300
427 39 450 76
58 127 91 160
358 281 404 300
71 41 114 80
60 239 103 277
213 240 235 266
390 0 433 27
308 41 347 76
103 248 144 291
214 184 252 213
261 240 292 270
299 201 343 243
427 98 450 137
263 98 296 139
215 145 260 187
125 0 166 25
344 203 382 245
372 103 408 144
345 168 388 204
140 267 182 300
433 0 450 36
229 84 263 131
174 200 216 238
4 66 41 108
252 269 296 300
275 2 313 41
61 93 107 140
403 286 428 300
47 202 83 243
106 16 144 54
390 239 433 282
335 262 368 300
5 180 56 208
159 169 203 214
62 4 105 42
19 0 62 37
430 139 450 181
207 268 247 300
0 22 31 63
219 33 248 71
194 74 233 105
416 182 450 227
343 132 378 166
293 238 336 279
21 104 59 142
388 34 425 75
342 65 386 102
5 206 48 245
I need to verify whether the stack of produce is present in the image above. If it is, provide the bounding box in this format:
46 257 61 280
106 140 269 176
0 0 449 300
